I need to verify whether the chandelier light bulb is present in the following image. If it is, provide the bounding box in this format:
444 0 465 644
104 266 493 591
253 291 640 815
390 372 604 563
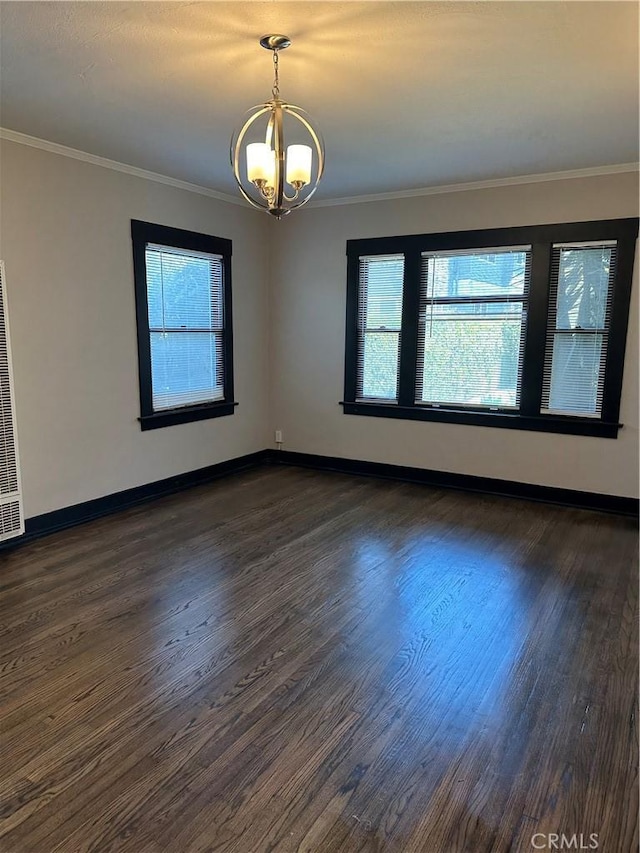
286 144 312 187
246 143 275 186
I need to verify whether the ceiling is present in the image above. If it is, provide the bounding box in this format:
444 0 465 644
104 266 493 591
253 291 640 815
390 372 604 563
0 1 638 202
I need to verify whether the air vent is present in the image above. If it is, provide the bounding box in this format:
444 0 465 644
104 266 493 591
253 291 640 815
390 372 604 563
0 262 24 541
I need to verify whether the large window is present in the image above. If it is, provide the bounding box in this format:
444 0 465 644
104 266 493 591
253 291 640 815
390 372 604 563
132 221 235 430
416 248 530 410
343 219 637 437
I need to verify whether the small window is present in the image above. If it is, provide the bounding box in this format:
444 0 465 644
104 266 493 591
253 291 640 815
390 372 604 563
357 254 404 401
541 242 615 418
132 221 235 430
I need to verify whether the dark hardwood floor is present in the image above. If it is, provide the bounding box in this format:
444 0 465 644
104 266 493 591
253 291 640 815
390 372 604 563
0 464 637 853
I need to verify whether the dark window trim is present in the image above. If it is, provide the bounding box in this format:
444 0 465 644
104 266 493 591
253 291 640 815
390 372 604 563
131 220 235 431
344 218 638 438
346 219 639 256
602 234 636 425
398 250 421 407
340 401 621 438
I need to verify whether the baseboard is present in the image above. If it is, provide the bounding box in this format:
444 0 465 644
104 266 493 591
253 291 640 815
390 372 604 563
11 450 271 548
4 446 636 553
269 450 640 518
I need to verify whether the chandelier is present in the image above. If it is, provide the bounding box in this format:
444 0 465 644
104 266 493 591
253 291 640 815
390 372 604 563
230 35 324 218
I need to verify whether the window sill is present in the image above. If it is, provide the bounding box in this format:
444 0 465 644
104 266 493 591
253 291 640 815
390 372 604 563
139 401 237 431
340 401 621 438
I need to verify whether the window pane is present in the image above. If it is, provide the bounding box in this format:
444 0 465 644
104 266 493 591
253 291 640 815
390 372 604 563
150 331 223 410
361 256 403 330
360 332 400 400
418 303 524 408
430 301 523 318
555 247 612 330
146 248 222 331
357 254 403 400
545 333 603 415
426 250 529 299
145 251 164 328
144 243 226 413
542 242 615 418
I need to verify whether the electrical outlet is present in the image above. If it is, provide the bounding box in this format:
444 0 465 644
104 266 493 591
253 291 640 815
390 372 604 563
275 429 283 444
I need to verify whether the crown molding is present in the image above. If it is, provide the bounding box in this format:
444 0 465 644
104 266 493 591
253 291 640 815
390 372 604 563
0 127 248 208
1 126 637 211
310 163 640 208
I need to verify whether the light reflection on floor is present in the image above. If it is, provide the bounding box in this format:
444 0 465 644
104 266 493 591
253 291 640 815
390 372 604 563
342 525 562 749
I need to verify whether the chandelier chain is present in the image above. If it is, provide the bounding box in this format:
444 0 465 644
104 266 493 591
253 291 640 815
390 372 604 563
272 50 280 99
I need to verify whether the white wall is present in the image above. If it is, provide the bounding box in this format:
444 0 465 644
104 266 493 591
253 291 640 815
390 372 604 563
270 173 639 498
1 140 637 519
0 140 270 518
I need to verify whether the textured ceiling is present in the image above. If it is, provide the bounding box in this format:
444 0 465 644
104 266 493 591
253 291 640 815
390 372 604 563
0 1 638 201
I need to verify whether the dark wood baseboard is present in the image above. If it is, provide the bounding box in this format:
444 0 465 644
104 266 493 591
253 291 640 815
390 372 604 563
10 450 271 549
5 446 636 552
270 450 640 518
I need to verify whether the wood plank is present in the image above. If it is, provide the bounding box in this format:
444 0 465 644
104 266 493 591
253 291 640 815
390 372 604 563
0 466 636 852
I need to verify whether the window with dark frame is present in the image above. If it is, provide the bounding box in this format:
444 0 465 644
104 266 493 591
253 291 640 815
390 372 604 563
343 218 638 438
131 220 235 431
416 247 531 411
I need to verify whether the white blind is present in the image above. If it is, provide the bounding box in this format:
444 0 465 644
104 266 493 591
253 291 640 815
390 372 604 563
416 247 531 410
356 254 404 401
146 244 225 412
541 242 616 417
